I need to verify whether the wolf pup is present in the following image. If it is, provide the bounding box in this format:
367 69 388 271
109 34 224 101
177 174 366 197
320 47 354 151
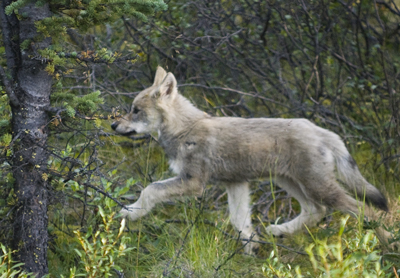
112 66 394 253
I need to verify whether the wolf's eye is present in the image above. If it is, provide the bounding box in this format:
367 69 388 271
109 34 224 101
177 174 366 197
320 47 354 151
133 107 140 114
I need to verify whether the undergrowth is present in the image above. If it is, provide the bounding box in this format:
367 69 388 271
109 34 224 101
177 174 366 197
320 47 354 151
42 129 400 277
263 216 397 277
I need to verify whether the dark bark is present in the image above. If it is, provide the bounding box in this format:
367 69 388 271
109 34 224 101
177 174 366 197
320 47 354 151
0 1 52 276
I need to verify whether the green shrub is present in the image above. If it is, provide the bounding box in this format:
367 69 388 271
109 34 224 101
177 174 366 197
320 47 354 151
0 244 33 278
263 216 395 278
63 207 133 278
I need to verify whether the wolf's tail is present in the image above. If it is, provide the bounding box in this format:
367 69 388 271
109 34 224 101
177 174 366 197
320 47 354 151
327 137 388 212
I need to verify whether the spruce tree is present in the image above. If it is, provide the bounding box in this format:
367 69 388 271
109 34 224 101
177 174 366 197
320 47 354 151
0 0 166 276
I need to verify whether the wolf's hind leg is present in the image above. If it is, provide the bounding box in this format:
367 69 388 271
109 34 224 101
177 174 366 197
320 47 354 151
120 177 204 221
226 182 259 253
318 186 397 249
266 177 326 237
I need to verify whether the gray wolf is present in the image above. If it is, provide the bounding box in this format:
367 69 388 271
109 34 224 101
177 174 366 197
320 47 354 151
111 66 394 252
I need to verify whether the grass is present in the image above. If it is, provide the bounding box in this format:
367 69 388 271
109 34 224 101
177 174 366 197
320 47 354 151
116 200 270 277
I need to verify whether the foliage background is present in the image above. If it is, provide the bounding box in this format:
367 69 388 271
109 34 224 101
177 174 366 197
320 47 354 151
1 0 400 276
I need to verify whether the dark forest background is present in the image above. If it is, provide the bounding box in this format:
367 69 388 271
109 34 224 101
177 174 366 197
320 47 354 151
1 0 400 276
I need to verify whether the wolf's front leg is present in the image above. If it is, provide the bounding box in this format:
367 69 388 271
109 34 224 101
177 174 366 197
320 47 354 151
226 182 259 254
120 177 204 221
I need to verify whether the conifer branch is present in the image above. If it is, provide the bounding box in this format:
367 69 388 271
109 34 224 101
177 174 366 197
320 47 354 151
34 52 138 64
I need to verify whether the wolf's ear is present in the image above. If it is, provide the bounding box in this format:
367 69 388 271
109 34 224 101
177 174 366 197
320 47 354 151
158 72 177 98
153 66 167 87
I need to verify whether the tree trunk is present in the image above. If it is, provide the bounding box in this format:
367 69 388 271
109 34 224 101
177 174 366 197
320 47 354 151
0 1 52 276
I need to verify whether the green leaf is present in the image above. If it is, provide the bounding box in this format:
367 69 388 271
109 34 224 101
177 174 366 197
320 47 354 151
118 218 126 237
118 185 130 197
98 206 105 218
74 249 82 258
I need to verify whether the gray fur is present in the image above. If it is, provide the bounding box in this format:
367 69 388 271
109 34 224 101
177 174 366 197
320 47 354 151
111 67 394 252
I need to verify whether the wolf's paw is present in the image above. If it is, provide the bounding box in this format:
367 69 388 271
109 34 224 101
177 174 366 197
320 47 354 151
119 207 130 219
241 234 260 255
243 241 260 255
119 205 142 221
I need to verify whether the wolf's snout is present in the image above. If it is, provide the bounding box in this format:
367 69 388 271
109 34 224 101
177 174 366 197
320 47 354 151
111 122 118 130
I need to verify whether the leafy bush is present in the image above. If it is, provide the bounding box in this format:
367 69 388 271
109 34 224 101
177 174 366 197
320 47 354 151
63 207 133 278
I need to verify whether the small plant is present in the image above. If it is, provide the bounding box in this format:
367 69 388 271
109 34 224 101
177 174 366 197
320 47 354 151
263 216 395 278
66 207 133 278
0 244 33 278
262 250 302 278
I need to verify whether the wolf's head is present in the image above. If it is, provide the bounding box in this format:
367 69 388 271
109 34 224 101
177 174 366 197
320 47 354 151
111 66 181 135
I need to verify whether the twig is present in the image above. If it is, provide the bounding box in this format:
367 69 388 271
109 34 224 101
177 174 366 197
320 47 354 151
62 177 129 210
178 83 289 108
214 232 255 272
83 182 130 210
394 266 399 278
0 65 20 107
